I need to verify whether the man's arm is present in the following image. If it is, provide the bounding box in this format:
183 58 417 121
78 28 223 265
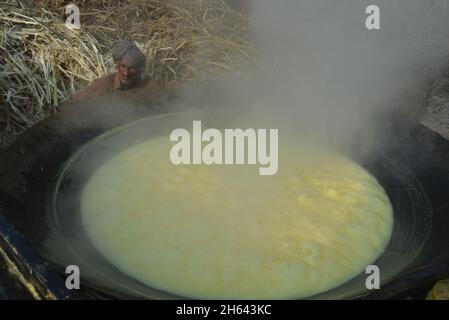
62 75 113 107
64 87 91 106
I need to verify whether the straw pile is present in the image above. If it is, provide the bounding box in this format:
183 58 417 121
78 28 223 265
0 0 253 149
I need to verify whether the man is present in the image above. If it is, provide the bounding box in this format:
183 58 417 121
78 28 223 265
65 41 150 105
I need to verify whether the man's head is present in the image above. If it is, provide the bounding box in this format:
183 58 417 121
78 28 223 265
111 41 146 87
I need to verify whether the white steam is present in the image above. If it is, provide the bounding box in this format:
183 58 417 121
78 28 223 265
225 0 449 149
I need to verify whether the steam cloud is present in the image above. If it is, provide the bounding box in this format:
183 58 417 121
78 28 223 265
219 0 449 153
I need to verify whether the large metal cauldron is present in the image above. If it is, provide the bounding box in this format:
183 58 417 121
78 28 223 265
0 88 448 299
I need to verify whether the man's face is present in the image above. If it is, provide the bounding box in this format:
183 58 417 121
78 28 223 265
117 59 141 87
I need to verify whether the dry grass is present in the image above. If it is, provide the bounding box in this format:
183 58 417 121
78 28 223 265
0 0 254 149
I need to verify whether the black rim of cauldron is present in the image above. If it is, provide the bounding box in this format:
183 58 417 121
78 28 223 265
47 109 432 299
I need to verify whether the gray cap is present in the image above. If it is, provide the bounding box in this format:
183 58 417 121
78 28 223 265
111 41 146 69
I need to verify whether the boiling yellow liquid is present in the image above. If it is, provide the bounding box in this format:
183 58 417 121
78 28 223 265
81 137 393 299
